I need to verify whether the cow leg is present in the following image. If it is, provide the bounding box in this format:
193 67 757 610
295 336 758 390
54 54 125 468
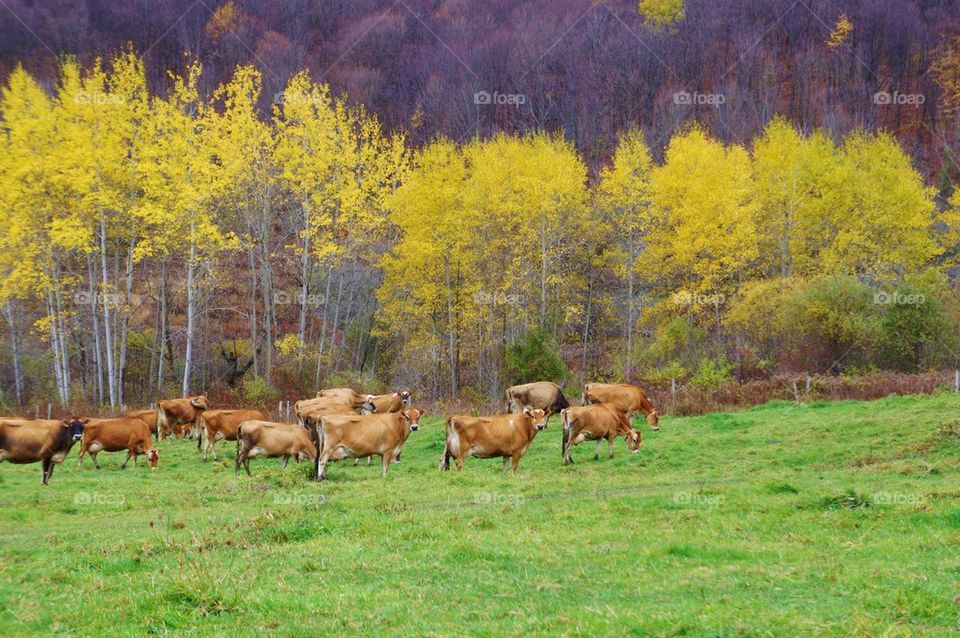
244 456 252 476
91 451 101 470
280 455 290 470
235 443 248 475
41 458 51 485
76 446 86 468
381 452 391 478
502 457 510 474
121 451 132 469
316 452 331 481
594 440 602 460
455 453 465 472
511 453 522 473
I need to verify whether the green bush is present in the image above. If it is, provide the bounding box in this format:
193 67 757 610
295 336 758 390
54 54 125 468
240 375 277 405
690 356 734 389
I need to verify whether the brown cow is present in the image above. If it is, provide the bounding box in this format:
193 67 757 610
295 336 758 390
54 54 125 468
235 420 317 476
198 409 267 460
314 407 424 480
560 404 641 465
361 391 412 415
583 383 660 431
0 417 88 485
316 388 369 410
77 417 159 469
127 409 159 436
156 395 209 440
506 382 569 426
297 397 368 429
439 407 547 473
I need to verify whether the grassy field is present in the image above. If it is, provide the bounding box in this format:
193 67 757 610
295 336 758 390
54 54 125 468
1 393 959 636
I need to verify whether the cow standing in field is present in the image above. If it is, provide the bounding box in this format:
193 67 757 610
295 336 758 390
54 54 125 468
156 395 209 440
127 409 158 437
198 409 267 460
296 396 371 429
560 404 641 465
361 391 412 414
440 407 547 473
314 407 425 480
77 417 159 469
506 382 569 426
0 417 88 485
583 383 660 431
235 420 317 476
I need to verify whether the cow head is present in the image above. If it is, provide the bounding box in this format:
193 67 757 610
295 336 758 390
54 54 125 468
400 390 412 407
523 407 548 431
63 417 88 441
190 394 209 411
624 428 642 452
361 395 379 415
402 408 424 431
646 409 660 431
147 448 160 469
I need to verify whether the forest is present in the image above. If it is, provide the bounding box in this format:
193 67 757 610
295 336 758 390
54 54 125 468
1 1 960 408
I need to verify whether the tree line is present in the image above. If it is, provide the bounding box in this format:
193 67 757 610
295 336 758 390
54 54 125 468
0 55 958 408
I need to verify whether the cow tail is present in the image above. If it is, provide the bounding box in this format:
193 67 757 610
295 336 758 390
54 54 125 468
197 414 205 451
556 389 570 412
439 416 453 471
560 409 570 456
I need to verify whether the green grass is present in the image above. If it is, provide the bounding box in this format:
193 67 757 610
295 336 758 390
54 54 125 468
2 393 960 636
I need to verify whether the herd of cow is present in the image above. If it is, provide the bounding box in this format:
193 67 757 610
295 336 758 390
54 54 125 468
0 381 661 486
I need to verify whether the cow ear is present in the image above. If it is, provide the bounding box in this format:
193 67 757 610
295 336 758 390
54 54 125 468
82 418 91 424
417 408 427 417
393 392 400 397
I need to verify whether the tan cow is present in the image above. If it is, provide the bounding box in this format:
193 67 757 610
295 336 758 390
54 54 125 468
316 388 369 410
506 382 569 426
314 407 425 480
127 409 158 436
77 417 159 469
560 404 641 465
296 397 366 430
0 417 88 485
439 407 547 473
583 383 660 430
235 420 317 476
198 409 267 460
156 395 209 440
361 391 412 414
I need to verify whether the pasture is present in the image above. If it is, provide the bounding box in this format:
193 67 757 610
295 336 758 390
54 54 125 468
1 393 959 636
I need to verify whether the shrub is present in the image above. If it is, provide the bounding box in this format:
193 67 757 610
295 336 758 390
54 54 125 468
504 328 568 385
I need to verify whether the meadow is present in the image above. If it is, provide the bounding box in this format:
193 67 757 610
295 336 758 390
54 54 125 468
1 393 959 636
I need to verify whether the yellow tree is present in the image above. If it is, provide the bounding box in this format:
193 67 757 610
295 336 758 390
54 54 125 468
136 62 234 395
645 126 760 299
596 128 654 374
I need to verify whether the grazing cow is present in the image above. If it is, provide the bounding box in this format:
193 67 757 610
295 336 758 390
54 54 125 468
583 383 660 430
77 417 159 470
316 388 370 410
0 417 88 485
198 409 267 460
127 409 159 436
439 407 547 473
235 420 317 477
314 407 424 480
156 395 209 440
506 382 569 425
560 404 641 465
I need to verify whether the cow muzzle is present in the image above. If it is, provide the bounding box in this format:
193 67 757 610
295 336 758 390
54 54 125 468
410 423 419 431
